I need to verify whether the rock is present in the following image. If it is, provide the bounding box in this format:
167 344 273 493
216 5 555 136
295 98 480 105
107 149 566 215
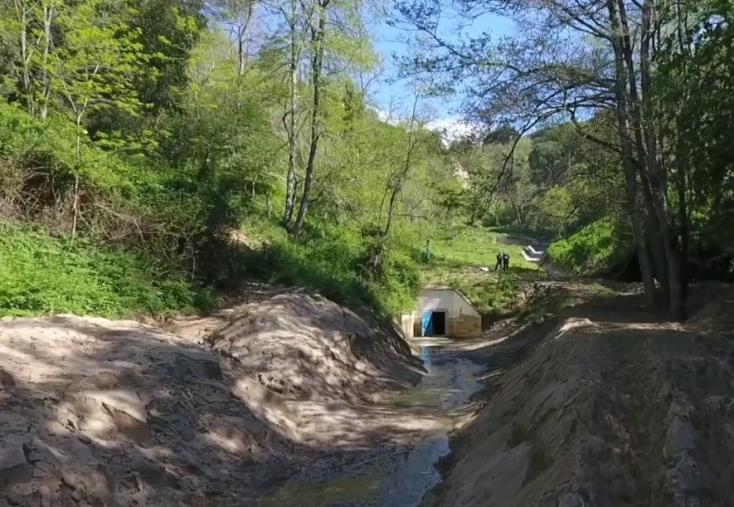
39 485 52 507
664 416 697 458
0 441 27 471
1 442 33 494
172 354 223 381
558 492 586 507
0 366 15 387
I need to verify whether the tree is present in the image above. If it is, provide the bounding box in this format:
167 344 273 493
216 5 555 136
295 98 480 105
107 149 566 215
209 0 259 77
657 0 734 280
165 28 285 235
50 0 148 239
393 0 730 319
1 0 59 119
263 0 376 234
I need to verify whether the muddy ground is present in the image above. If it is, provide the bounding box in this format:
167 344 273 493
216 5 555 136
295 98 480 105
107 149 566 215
423 282 734 507
3 281 734 506
0 288 485 507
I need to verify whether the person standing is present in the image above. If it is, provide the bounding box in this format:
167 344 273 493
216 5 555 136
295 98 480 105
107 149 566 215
494 252 503 272
502 252 510 271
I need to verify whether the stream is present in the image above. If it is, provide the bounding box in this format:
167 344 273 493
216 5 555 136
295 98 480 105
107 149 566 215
258 339 484 506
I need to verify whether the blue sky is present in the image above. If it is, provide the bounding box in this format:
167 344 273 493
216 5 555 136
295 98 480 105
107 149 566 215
368 5 518 129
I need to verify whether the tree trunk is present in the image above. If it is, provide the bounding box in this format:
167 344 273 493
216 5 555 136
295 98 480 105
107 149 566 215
236 1 254 77
291 0 329 235
39 4 54 121
283 0 299 225
71 174 80 241
638 0 685 319
71 112 84 242
383 94 419 238
607 0 657 308
613 0 685 319
15 0 35 116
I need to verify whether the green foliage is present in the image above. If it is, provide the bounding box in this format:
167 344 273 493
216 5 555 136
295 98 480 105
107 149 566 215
0 223 205 317
548 217 626 275
454 120 623 240
426 225 538 271
657 0 734 277
238 217 421 316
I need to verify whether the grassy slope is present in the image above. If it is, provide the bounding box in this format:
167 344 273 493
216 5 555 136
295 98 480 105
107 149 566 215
236 215 421 317
547 217 625 275
421 226 546 316
0 223 211 317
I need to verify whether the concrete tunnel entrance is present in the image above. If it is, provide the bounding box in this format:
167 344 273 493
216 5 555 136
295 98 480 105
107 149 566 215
399 288 482 339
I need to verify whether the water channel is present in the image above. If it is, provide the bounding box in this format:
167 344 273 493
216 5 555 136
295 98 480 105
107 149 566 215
259 339 484 506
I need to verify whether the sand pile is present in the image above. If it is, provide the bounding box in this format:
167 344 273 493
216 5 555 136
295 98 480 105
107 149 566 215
208 292 420 403
0 291 419 506
426 285 734 507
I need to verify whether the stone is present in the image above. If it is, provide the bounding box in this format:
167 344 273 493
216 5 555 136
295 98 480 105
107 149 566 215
664 416 697 458
0 441 26 471
0 366 15 387
558 492 586 507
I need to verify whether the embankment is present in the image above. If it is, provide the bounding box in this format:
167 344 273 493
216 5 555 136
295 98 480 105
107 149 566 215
0 290 420 506
425 283 734 507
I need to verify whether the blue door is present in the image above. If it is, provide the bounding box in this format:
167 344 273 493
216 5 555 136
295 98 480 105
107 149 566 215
421 311 433 336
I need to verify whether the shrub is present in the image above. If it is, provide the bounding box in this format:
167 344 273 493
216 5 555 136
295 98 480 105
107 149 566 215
548 217 626 274
0 222 208 317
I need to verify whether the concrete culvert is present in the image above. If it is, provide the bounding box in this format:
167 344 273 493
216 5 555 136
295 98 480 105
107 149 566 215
399 288 483 339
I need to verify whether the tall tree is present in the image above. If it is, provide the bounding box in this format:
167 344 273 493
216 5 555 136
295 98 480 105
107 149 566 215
393 0 727 319
274 0 375 234
290 0 330 234
50 0 148 238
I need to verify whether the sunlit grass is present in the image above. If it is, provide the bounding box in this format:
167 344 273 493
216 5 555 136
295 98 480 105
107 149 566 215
419 226 546 316
427 226 539 271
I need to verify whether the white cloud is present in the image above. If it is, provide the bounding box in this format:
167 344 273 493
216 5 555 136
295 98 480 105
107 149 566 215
370 106 402 126
376 109 400 126
371 107 480 146
426 117 479 146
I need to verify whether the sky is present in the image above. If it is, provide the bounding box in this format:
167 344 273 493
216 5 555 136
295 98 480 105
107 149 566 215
367 4 518 138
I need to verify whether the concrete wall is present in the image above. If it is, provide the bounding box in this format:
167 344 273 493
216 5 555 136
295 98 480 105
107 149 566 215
398 313 416 340
398 289 482 339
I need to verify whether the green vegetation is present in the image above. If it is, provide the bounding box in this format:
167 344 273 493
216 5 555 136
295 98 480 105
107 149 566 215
2 0 731 322
420 226 544 316
0 0 446 318
548 218 627 275
397 0 734 319
0 224 209 317
428 227 538 271
235 217 421 317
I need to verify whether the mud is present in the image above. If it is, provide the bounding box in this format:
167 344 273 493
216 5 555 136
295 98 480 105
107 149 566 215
257 341 484 507
0 291 487 506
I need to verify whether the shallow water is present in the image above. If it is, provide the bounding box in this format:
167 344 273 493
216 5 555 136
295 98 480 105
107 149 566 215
258 342 484 507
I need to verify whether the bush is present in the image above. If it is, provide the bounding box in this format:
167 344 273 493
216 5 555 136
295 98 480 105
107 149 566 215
548 217 626 274
238 217 421 317
0 222 209 317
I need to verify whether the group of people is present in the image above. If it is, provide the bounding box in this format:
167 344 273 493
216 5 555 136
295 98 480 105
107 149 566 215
494 252 511 272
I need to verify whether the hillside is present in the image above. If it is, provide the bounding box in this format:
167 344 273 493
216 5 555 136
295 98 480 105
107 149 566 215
420 227 544 317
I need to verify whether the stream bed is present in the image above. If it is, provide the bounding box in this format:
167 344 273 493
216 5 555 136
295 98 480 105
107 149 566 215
258 340 484 506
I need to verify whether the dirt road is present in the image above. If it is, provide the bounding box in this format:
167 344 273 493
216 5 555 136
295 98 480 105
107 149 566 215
423 282 734 507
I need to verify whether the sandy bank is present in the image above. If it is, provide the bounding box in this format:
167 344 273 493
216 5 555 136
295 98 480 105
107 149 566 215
0 291 420 506
424 283 734 507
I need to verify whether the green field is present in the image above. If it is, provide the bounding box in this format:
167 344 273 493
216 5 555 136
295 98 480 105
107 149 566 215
420 226 546 316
